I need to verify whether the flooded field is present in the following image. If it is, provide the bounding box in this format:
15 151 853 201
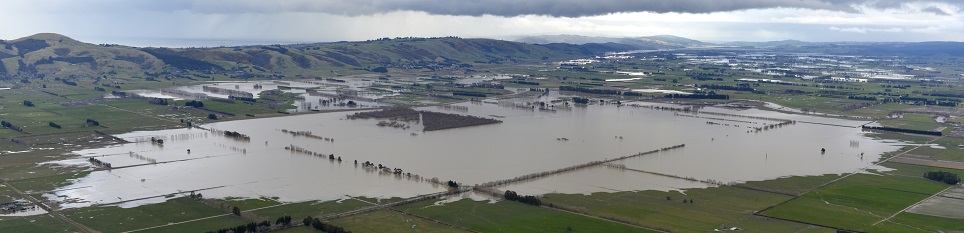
48 95 905 209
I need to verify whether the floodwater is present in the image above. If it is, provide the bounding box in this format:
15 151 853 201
49 95 904 208
127 81 322 100
123 79 407 112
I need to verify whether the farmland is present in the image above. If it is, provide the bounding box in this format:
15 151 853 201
2 34 964 233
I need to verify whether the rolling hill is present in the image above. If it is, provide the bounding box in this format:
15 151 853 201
0 34 637 80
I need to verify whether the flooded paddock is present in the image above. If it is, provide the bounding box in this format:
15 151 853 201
50 96 905 208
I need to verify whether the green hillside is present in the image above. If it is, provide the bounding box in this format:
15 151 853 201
0 34 633 80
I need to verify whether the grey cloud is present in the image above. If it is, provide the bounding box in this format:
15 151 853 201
185 0 847 16
921 6 951 16
173 0 964 17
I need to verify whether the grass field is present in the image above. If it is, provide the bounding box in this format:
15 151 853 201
6 171 89 193
134 215 248 233
0 185 16 204
63 197 227 232
734 174 841 196
0 89 180 137
330 209 467 233
220 196 283 210
400 198 656 233
250 199 374 220
0 214 79 233
539 184 818 233
866 131 936 144
760 162 964 231
846 103 913 118
879 113 943 131
867 212 964 233
905 136 964 162
0 147 91 181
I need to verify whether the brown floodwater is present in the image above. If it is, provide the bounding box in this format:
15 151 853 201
51 98 904 208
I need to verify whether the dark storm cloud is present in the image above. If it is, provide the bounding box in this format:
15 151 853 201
176 0 961 17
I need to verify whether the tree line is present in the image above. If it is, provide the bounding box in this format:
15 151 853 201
347 107 420 121
452 91 487 97
924 171 960 185
664 92 729 100
506 80 539 85
861 125 941 136
223 130 251 140
207 218 276 233
1 121 25 133
305 217 351 233
504 190 541 206
559 85 621 95
572 97 590 104
847 95 878 101
229 96 257 102
149 98 169 105
185 100 205 108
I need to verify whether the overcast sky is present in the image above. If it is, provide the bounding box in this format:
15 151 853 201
2 0 962 47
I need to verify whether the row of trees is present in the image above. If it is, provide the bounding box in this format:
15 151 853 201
847 95 878 101
1 121 24 132
88 157 112 169
229 96 256 102
208 220 271 233
504 190 541 206
204 199 351 233
861 125 942 136
452 91 487 97
572 97 590 104
223 130 251 140
209 208 298 233
664 92 729 100
305 217 351 233
697 84 754 92
185 100 205 108
559 86 621 95
149 98 169 105
506 80 539 85
347 107 420 121
924 171 960 185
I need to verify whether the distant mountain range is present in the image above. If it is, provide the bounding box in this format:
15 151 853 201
0 33 635 79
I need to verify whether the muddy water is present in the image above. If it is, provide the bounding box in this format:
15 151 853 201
497 165 712 195
55 100 903 208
